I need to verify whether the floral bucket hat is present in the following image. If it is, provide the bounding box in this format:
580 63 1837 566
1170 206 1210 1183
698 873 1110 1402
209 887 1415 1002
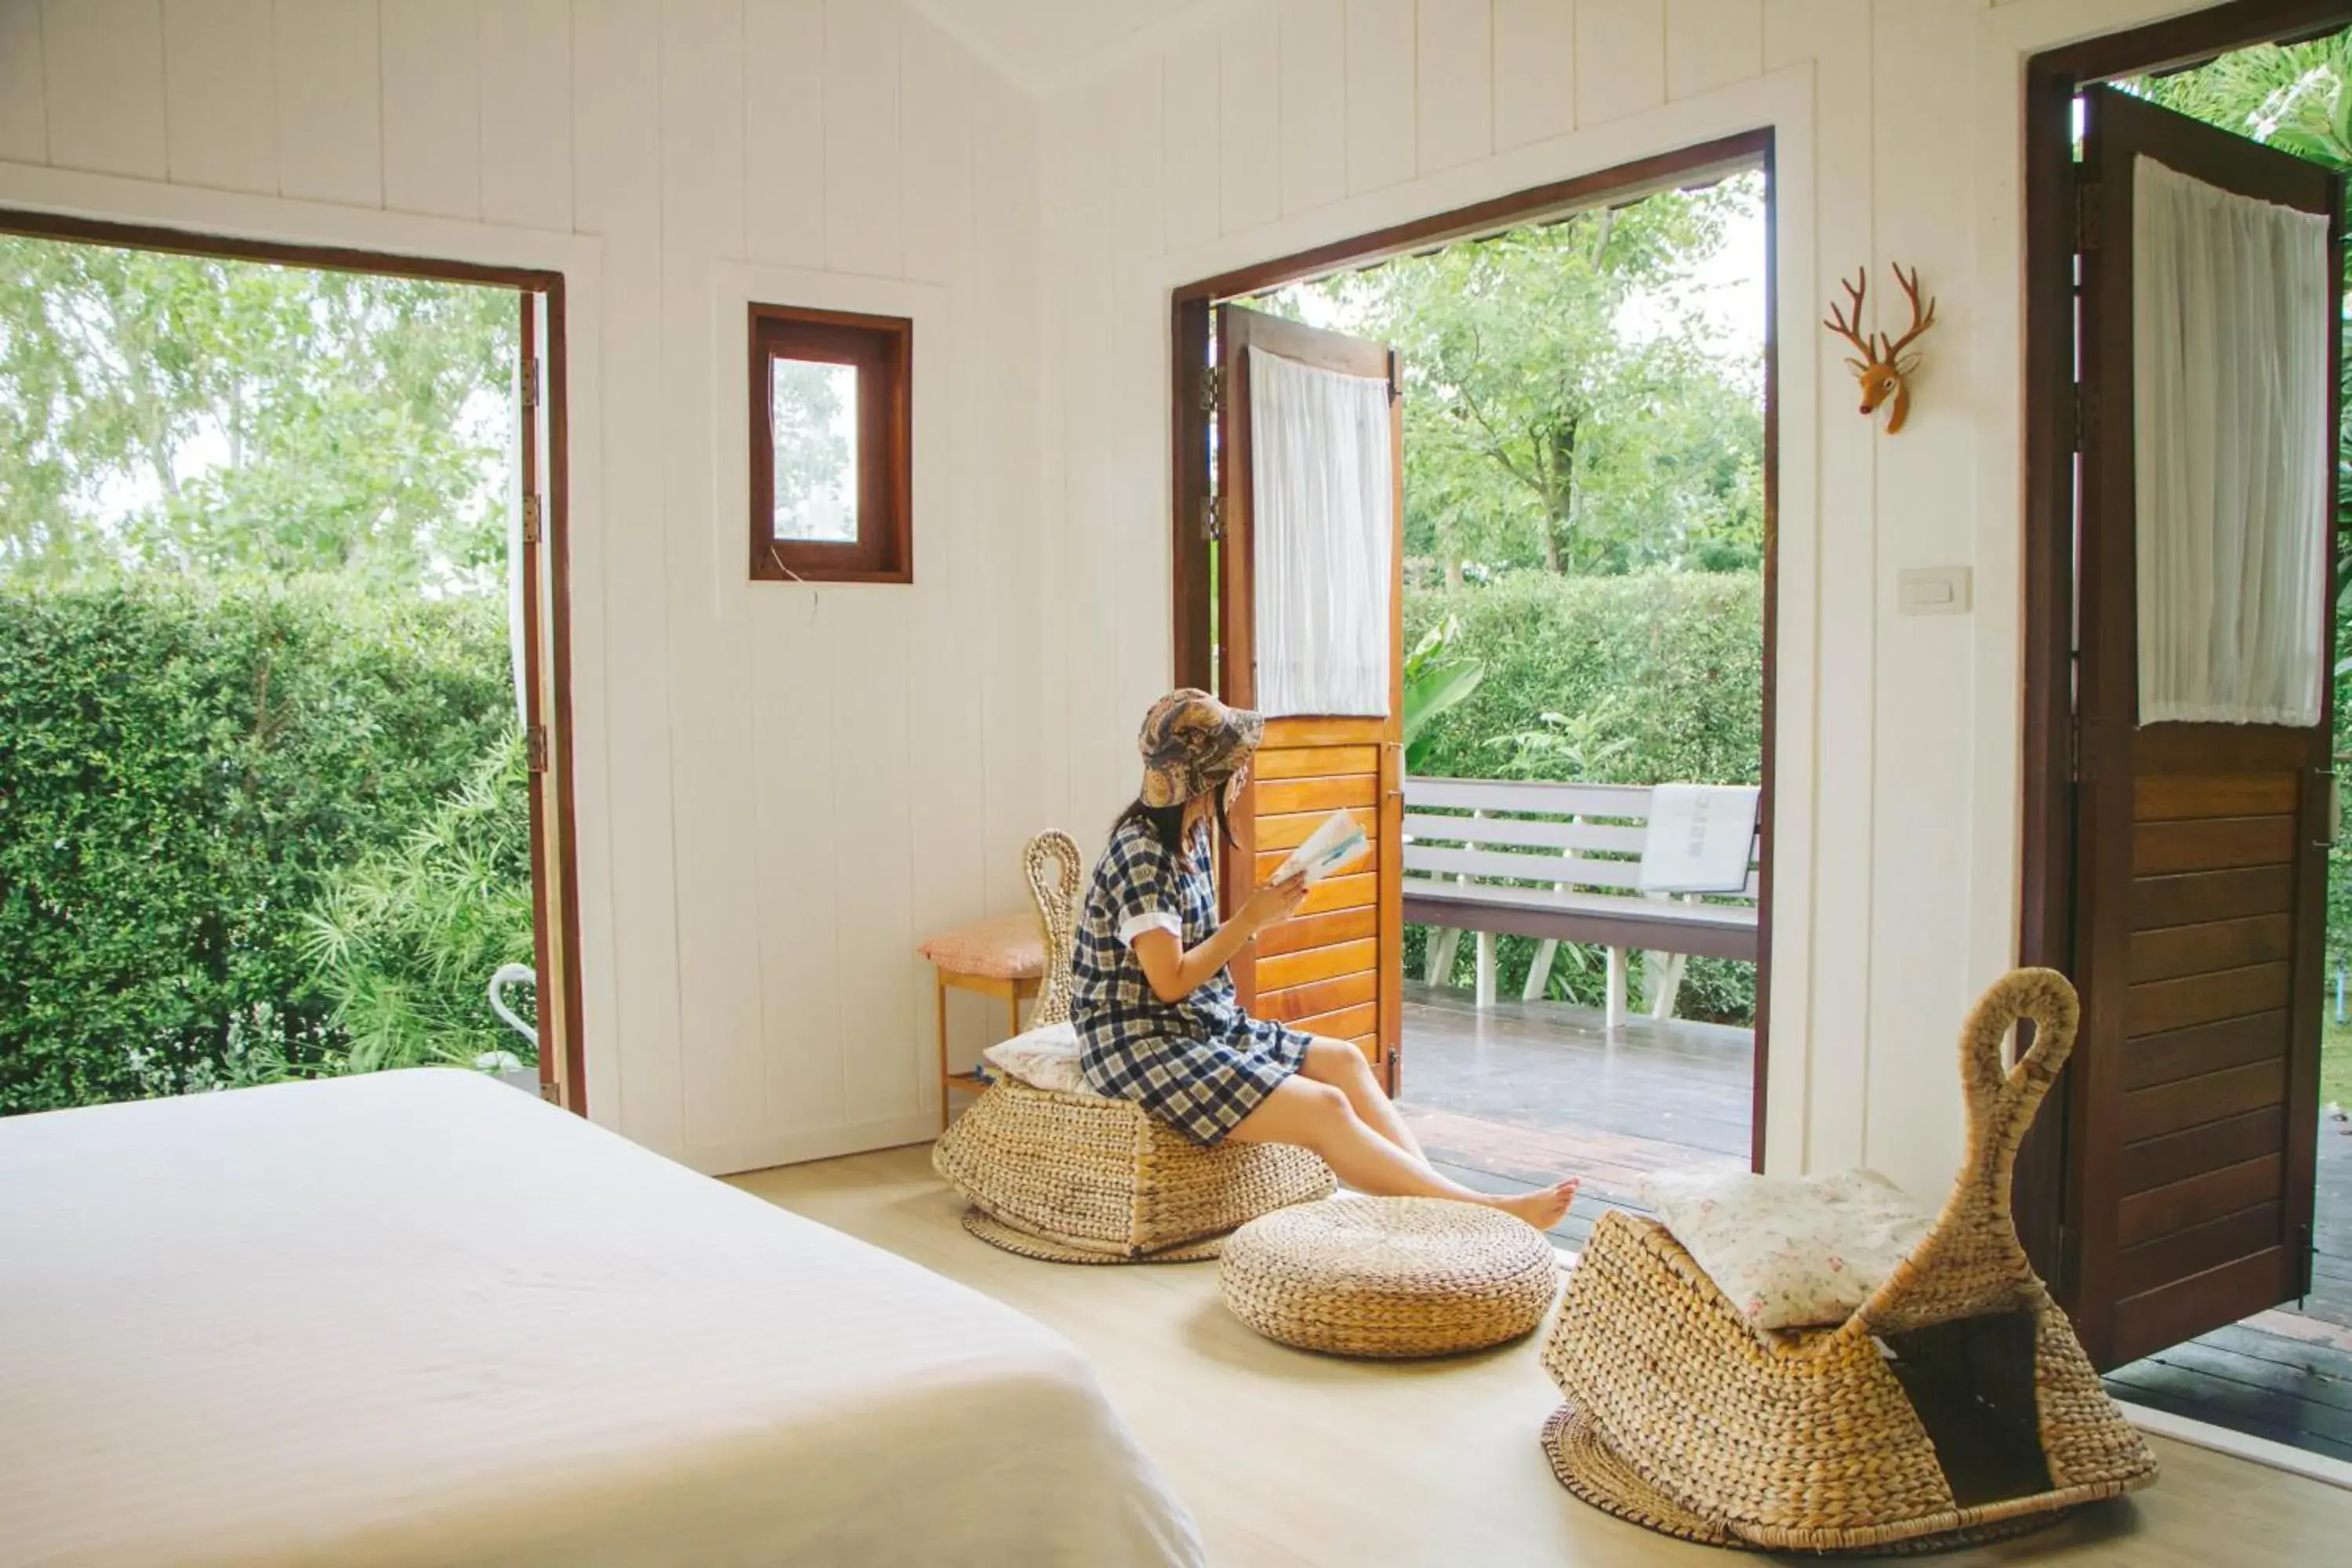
1138 688 1265 808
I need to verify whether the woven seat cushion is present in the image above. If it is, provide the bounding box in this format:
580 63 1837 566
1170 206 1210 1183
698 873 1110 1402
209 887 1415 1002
916 913 1047 979
933 1076 1335 1261
1218 1196 1559 1357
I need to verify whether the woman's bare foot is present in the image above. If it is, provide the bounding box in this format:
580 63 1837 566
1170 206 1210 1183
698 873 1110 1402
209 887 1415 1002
1487 1178 1578 1230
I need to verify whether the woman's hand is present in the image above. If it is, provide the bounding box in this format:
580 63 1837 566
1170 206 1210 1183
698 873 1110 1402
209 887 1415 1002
1131 869 1310 1005
1239 868 1310 934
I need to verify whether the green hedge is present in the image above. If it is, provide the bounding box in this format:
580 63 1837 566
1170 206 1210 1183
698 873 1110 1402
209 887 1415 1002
1403 571 1764 1023
0 580 515 1112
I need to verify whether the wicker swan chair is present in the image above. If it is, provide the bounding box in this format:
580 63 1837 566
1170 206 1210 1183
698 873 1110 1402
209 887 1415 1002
1540 967 2157 1552
931 831 1334 1263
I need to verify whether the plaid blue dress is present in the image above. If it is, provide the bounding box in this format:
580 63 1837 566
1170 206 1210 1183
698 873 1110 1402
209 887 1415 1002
1072 815 1312 1145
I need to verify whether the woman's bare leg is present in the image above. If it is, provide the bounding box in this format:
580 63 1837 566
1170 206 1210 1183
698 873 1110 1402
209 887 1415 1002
1228 1077 1576 1229
1297 1036 1427 1160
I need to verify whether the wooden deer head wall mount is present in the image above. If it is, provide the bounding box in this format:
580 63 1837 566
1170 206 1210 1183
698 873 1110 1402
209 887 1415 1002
1824 264 1938 434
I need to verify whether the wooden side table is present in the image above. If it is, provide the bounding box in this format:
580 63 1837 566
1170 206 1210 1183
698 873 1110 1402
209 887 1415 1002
917 913 1048 1131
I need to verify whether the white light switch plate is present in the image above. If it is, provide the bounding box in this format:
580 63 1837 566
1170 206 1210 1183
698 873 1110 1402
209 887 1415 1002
1897 566 1972 616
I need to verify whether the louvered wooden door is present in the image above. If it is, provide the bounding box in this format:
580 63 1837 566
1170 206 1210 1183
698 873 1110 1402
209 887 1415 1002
1214 305 1406 1084
2068 85 2341 1368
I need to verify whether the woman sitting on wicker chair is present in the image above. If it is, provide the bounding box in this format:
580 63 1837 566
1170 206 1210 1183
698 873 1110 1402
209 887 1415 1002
1074 689 1580 1230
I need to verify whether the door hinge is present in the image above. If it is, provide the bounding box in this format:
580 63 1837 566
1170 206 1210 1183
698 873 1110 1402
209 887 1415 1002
2071 384 2096 452
1198 365 1223 414
521 494 543 546
539 1080 562 1105
521 354 541 410
525 724 550 774
2075 180 2101 253
1201 495 1224 542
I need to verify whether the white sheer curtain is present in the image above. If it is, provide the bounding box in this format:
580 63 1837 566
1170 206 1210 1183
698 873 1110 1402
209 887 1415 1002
2133 154 2332 728
1248 345 1393 717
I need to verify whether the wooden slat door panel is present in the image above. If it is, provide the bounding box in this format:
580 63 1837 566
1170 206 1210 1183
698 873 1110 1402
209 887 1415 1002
2069 85 2341 1369
1215 304 1406 1082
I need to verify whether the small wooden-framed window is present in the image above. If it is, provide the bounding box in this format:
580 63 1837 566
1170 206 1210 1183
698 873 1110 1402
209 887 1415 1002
748 303 912 583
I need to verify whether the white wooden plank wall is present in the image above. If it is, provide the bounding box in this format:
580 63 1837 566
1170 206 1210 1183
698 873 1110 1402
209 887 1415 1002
0 0 1049 1174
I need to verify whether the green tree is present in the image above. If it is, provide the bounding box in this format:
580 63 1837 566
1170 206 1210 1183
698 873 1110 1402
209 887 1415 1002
1250 175 1765 582
0 238 516 592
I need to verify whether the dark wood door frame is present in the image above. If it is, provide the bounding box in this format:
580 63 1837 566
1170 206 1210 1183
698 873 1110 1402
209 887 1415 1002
0 205 590 1116
1167 129 1780 1167
2017 0 2352 1293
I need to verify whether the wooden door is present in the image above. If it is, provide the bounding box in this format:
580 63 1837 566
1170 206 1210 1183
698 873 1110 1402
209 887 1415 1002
1214 305 1406 1086
2067 85 2341 1369
517 294 575 1112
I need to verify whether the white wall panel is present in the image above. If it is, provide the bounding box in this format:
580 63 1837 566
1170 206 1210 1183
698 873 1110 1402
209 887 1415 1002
823 0 902 277
272 0 382 208
162 0 277 194
1573 0 1664 127
1277 0 1346 215
1162 29 1221 251
381 0 481 219
0 0 48 164
1416 0 1492 172
744 0 827 269
1218 8 1282 234
480 0 574 230
1346 0 1417 195
901 13 976 285
1491 0 1575 152
1667 0 1763 100
572 0 678 1153
41 0 167 180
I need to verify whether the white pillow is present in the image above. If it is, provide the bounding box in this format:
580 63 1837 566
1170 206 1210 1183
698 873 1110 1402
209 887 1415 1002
981 1022 1091 1096
1639 1168 1934 1332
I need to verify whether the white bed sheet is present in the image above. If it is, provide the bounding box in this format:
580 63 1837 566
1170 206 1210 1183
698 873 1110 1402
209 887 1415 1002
0 1070 1202 1568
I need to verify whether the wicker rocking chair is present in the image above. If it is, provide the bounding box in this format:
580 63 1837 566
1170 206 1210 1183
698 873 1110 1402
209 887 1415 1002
1540 967 2158 1553
932 830 1334 1263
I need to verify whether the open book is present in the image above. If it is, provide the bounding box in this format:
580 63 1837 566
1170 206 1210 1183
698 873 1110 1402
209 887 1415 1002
1275 809 1370 888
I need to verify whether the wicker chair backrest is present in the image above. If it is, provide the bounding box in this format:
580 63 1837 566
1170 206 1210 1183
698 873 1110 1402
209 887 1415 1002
1023 831 1083 1028
1855 966 2078 1334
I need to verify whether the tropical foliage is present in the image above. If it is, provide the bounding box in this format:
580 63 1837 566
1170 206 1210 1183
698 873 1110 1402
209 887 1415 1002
0 581 521 1112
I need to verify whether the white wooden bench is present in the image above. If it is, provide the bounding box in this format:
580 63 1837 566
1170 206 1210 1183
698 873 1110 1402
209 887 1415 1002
1402 777 1760 1029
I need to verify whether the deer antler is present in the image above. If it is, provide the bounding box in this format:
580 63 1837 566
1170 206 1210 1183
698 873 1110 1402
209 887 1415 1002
1822 270 1873 363
1876 263 1938 363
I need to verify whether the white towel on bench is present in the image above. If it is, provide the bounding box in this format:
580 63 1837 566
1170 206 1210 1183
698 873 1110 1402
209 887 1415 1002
1638 783 1759 895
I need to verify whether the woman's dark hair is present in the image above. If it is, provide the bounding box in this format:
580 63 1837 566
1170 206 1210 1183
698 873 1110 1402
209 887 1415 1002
1115 784 1236 859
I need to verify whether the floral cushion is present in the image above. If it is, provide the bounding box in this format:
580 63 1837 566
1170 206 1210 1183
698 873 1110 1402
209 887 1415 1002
1640 1168 1934 1332
981 1022 1091 1096
917 913 1048 979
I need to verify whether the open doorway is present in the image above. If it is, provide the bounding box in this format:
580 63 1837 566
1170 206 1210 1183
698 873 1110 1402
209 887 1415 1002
2024 7 2352 1466
0 215 580 1117
1170 137 1776 1250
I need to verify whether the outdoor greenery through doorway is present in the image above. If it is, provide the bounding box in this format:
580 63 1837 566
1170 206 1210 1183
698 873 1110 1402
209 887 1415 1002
1242 170 1767 1023
0 235 535 1113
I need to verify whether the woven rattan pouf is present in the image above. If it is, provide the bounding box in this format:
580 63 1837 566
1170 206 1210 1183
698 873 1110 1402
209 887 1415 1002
1218 1196 1559 1358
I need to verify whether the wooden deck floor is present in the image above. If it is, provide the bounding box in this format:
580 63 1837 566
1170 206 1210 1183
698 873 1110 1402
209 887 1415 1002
1396 982 2352 1466
1394 983 1748 1252
2103 1118 2352 1464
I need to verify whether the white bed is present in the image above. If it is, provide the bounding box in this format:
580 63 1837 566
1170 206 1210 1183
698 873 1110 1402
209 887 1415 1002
0 1069 1203 1568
